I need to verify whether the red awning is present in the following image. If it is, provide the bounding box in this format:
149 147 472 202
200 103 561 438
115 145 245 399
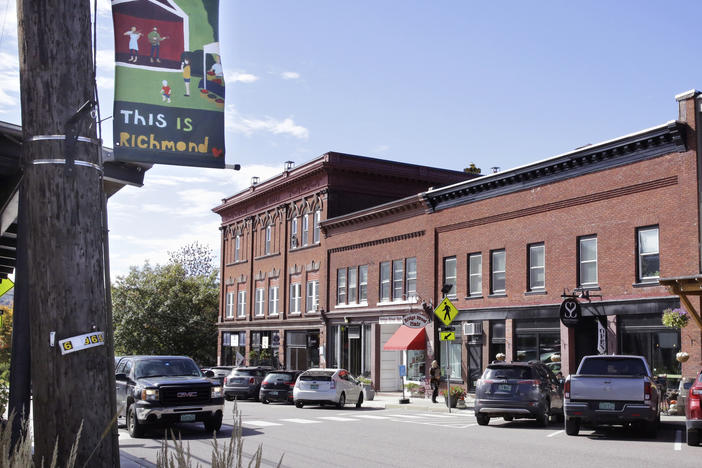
383 325 426 351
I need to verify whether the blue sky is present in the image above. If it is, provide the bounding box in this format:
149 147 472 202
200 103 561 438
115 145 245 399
1 1 701 278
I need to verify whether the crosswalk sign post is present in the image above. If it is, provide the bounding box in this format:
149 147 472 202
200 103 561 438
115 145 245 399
433 296 459 414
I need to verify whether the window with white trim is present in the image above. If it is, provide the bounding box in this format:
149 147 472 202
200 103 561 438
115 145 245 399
528 243 545 291
264 225 272 255
313 210 321 244
234 235 241 262
578 236 597 287
337 268 347 305
393 260 404 300
359 265 368 303
444 256 457 296
289 283 301 314
255 288 265 317
406 258 417 301
348 267 358 304
491 250 505 294
268 286 279 316
637 226 660 282
306 280 319 312
379 261 391 302
226 291 234 318
468 253 482 296
237 290 246 318
302 214 309 246
290 217 298 248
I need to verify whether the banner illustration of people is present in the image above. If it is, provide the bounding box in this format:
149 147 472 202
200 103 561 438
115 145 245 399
111 0 225 168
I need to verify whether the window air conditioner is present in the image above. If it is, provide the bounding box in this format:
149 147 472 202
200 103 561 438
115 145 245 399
463 322 482 336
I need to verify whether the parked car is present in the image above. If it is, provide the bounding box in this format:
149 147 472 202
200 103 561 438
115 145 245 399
223 366 271 401
259 370 302 404
293 368 363 408
685 368 702 446
474 361 563 426
115 355 224 438
206 366 236 385
564 355 660 437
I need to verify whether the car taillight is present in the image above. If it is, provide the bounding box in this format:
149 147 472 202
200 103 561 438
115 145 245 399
564 379 570 399
518 380 539 388
691 388 702 397
330 379 336 389
644 381 651 401
249 377 255 384
224 377 228 385
288 382 295 388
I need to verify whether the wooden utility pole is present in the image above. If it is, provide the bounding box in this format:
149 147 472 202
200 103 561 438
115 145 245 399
16 1 119 465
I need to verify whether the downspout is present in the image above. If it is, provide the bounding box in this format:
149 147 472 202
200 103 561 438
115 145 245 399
218 225 225 365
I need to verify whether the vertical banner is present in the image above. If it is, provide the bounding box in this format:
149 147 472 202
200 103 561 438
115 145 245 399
111 0 225 168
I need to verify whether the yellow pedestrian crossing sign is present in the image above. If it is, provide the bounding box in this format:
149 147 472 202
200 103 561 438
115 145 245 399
440 331 455 341
434 297 458 326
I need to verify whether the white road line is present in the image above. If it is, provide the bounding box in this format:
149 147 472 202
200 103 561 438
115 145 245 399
280 418 322 424
674 430 682 451
547 430 564 438
353 415 390 420
420 413 454 418
317 416 358 422
244 420 282 427
391 414 426 419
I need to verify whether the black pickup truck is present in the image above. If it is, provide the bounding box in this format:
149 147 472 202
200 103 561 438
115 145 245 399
115 355 225 438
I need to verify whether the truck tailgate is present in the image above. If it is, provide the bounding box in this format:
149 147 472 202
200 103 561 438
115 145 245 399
570 375 644 401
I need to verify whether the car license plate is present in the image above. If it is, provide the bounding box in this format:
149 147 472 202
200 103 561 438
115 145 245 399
497 384 512 392
310 384 318 389
270 391 278 396
180 414 196 422
598 402 615 411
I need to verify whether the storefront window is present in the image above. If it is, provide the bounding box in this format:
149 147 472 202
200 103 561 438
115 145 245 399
327 325 339 368
407 350 426 381
620 313 680 376
440 327 462 381
514 319 561 369
489 320 506 363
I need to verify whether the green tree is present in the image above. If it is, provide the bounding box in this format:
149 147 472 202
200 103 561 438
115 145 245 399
112 244 219 365
168 241 216 277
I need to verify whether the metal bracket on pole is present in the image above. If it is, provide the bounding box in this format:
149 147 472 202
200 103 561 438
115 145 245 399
64 100 97 175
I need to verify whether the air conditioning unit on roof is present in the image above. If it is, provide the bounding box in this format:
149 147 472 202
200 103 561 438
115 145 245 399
463 322 482 336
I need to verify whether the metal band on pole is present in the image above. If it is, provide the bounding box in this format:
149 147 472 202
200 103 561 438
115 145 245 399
26 134 100 145
31 159 103 172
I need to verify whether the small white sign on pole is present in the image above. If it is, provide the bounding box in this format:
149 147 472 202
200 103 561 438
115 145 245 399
58 331 105 355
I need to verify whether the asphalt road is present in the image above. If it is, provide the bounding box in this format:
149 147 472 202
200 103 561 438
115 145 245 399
119 400 701 467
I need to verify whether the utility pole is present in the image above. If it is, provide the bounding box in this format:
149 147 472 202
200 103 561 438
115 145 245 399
16 1 119 465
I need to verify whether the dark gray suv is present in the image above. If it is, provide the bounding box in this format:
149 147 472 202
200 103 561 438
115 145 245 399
474 361 564 426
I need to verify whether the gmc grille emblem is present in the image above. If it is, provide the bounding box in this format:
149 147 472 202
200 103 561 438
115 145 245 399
177 391 198 398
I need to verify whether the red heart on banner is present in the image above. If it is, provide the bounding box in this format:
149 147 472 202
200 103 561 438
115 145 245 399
212 148 223 158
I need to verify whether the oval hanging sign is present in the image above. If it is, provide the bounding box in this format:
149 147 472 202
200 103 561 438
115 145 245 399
403 313 430 329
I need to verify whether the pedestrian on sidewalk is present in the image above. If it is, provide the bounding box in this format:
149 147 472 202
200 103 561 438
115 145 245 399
430 360 440 403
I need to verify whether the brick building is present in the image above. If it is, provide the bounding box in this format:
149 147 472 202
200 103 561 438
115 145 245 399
213 152 474 370
322 90 702 392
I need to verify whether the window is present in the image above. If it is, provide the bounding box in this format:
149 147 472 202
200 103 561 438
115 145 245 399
443 257 457 296
491 250 506 294
226 291 234 318
234 235 241 262
337 268 347 304
255 288 265 317
313 210 321 244
359 265 368 303
579 236 597 286
348 267 358 304
302 214 309 246
379 261 391 302
268 286 279 316
237 290 246 318
264 225 272 255
637 226 660 282
468 253 482 296
406 258 417 300
528 243 545 291
290 217 298 248
306 280 319 312
393 260 404 300
290 283 301 314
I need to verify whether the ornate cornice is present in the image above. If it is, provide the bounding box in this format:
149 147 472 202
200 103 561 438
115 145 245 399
328 230 426 254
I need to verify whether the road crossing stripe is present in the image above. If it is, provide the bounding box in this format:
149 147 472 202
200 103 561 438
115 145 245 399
280 418 322 424
353 415 390 419
421 413 456 418
391 414 427 419
674 430 682 451
546 430 563 438
318 417 358 422
244 420 282 427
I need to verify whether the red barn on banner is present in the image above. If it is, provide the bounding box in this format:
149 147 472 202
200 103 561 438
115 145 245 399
112 0 188 70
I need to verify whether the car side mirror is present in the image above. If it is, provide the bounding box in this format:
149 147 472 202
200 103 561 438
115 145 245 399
115 373 128 382
204 370 215 378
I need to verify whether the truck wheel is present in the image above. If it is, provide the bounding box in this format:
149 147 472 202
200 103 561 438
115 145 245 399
565 418 580 436
476 414 490 426
127 405 145 438
295 401 304 408
687 428 700 446
204 413 223 433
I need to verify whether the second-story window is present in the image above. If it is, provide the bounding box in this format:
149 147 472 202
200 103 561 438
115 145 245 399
302 214 309 246
306 280 319 312
528 243 545 291
443 256 457 297
265 225 272 255
406 257 417 300
359 265 368 303
313 210 321 244
491 250 506 294
255 288 265 316
291 217 298 248
290 283 301 314
234 235 241 262
637 226 660 282
348 267 358 304
468 253 482 296
268 286 279 316
237 290 246 318
226 291 234 318
337 268 347 305
578 236 597 287
379 261 391 302
393 260 404 300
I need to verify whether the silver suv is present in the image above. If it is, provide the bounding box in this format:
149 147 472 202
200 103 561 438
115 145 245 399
223 366 272 401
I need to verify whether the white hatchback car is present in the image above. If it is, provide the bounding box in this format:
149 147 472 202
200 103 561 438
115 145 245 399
293 368 363 408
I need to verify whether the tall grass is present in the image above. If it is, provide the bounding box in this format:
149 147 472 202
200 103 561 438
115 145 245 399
0 413 81 468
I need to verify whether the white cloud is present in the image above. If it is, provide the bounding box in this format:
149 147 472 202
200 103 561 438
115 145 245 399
372 145 390 154
226 105 309 140
281 71 300 80
230 72 258 83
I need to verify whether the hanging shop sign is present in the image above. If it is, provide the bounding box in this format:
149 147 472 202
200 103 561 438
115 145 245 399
597 319 607 354
111 0 225 168
403 313 430 329
559 298 582 328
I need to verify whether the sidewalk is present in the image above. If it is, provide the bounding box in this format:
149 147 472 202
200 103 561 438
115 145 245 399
365 391 475 412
